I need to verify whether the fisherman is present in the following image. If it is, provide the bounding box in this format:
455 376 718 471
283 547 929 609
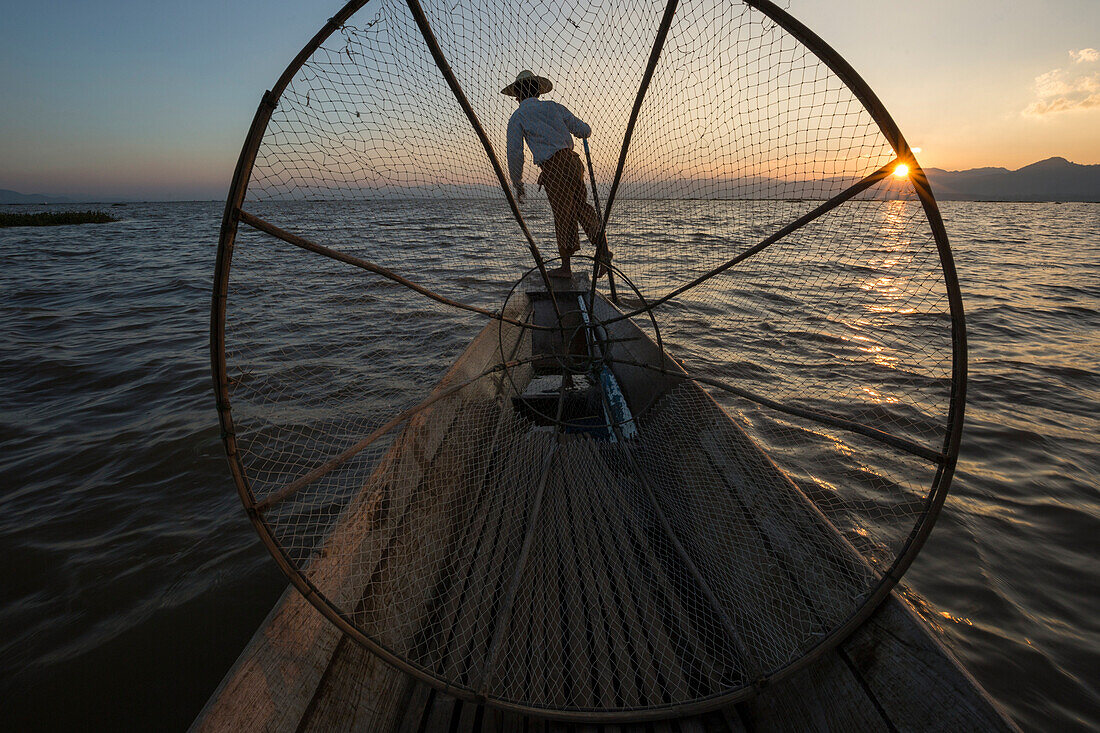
504 70 610 278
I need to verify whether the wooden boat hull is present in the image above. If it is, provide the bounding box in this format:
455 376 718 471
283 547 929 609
194 277 1015 730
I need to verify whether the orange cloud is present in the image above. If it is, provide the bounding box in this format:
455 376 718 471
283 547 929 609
1070 48 1099 64
1025 94 1100 115
1024 51 1100 116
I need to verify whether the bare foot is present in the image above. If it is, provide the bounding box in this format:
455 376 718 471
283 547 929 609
547 266 572 278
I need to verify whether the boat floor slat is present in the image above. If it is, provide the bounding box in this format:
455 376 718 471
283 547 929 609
563 446 643 708
590 436 741 697
412 408 512 676
554 458 609 708
735 645 890 732
396 681 433 733
580 440 691 704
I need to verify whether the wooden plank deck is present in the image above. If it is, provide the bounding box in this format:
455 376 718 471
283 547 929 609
194 278 1017 732
193 590 1014 732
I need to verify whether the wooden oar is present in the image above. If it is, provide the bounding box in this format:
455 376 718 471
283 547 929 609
583 138 619 304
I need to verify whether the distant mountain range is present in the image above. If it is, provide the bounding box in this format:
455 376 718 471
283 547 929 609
3 157 1097 204
925 157 1100 202
614 157 1100 201
0 189 73 204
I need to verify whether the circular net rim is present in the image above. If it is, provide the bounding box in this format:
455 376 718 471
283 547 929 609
211 0 967 721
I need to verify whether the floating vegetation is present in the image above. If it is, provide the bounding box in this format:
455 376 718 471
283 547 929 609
0 210 119 227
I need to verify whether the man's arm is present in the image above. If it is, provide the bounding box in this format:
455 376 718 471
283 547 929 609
559 104 591 139
506 114 525 196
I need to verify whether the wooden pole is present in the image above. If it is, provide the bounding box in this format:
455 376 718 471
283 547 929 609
598 158 900 328
605 356 944 464
237 209 551 332
403 0 563 326
583 138 619 304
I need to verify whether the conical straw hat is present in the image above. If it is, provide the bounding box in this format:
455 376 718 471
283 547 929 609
501 69 553 97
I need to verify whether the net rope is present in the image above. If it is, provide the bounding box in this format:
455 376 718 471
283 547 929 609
215 0 964 718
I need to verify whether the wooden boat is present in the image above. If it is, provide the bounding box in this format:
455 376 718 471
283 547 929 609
194 273 1017 731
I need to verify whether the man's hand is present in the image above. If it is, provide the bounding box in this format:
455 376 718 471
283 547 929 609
515 183 526 204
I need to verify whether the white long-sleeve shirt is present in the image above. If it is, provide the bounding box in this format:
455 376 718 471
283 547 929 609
506 97 591 187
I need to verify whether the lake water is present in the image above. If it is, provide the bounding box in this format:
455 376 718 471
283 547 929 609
0 200 1096 730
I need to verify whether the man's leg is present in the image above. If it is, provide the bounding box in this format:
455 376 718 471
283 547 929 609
576 198 610 272
569 155 611 276
544 154 581 276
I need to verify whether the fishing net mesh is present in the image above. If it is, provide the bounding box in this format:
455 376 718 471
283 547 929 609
217 0 962 717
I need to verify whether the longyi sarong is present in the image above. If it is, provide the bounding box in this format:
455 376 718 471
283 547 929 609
537 148 607 260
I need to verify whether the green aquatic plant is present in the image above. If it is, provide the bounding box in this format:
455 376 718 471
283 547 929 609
0 210 119 227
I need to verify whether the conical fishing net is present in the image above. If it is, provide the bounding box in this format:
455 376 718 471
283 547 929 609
212 0 966 719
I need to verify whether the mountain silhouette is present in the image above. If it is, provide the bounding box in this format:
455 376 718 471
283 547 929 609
0 189 73 204
925 157 1100 202
3 157 1097 204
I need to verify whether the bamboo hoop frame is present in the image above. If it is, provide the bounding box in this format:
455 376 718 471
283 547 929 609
210 0 967 721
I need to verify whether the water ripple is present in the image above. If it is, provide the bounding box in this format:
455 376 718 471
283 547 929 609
1 200 1097 731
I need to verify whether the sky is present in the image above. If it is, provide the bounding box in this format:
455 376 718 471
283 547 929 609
1 0 1097 201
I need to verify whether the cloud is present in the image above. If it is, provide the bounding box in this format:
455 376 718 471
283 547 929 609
1025 93 1100 116
1023 52 1100 115
1034 69 1073 97
1070 48 1099 64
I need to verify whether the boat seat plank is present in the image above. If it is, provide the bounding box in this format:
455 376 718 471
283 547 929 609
734 648 890 732
297 636 412 732
839 595 1018 731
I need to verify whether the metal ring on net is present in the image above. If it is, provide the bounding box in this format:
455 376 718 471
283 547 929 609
211 0 966 721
